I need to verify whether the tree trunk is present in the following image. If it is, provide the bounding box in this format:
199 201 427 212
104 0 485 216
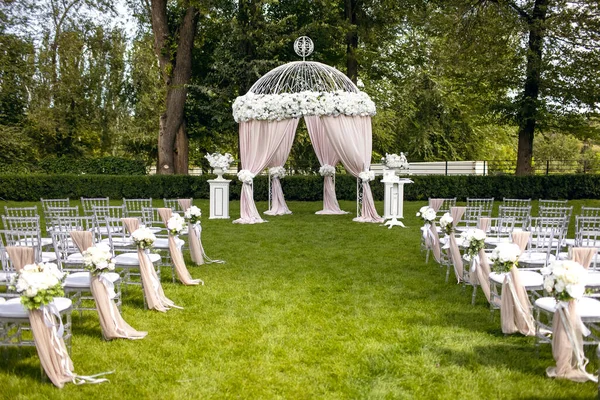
515 0 548 176
151 1 198 175
174 120 189 174
345 0 358 84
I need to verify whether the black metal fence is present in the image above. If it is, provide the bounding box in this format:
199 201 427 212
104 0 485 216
485 160 600 175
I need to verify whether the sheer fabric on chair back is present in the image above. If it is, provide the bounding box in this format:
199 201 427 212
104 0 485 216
428 198 456 214
2 229 43 264
4 206 38 217
502 198 531 208
163 199 191 214
80 197 110 215
499 206 532 229
466 198 494 217
123 198 153 217
40 198 70 212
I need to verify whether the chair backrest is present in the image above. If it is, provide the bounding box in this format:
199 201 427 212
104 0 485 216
575 216 600 247
104 217 135 254
524 225 557 267
123 198 153 216
539 206 573 219
163 199 192 214
40 198 70 212
141 207 168 234
529 216 566 253
54 215 95 232
482 217 515 239
460 206 482 228
2 229 43 263
2 215 41 232
498 206 531 229
436 198 457 215
4 206 38 218
92 205 127 241
51 230 86 272
466 198 494 217
580 206 600 218
502 198 531 208
81 197 110 215
538 199 568 211
44 206 80 232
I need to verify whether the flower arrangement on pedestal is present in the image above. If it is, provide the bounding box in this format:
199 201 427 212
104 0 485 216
489 243 521 273
167 213 187 236
269 166 286 179
131 227 157 250
205 152 234 170
460 229 486 261
319 164 336 177
10 263 65 310
184 206 202 225
439 212 454 236
541 260 587 301
381 153 409 170
82 244 115 276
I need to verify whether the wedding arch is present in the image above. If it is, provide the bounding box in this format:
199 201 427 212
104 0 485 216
231 37 383 225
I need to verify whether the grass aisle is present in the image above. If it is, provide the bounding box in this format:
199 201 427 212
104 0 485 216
0 200 597 399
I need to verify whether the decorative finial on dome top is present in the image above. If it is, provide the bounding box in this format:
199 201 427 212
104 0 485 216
294 36 314 61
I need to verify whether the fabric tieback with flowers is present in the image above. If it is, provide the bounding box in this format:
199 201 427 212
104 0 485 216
319 164 336 177
131 227 156 250
269 166 286 179
167 213 186 236
205 152 234 169
541 260 587 302
184 205 201 225
237 169 255 185
439 212 454 236
10 262 65 310
358 170 375 183
489 243 521 273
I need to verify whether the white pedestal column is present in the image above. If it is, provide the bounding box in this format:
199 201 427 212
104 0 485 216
382 170 413 228
208 179 231 219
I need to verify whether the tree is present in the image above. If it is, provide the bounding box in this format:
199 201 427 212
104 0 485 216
148 0 200 174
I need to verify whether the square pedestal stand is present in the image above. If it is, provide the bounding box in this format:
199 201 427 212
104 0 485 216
208 179 231 219
382 170 413 229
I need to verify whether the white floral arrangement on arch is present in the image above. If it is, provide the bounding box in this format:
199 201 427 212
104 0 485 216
232 90 376 122
541 260 587 301
416 206 436 224
10 262 65 310
358 170 375 182
237 169 255 184
460 228 486 260
82 244 115 276
269 166 286 179
131 227 156 250
382 153 409 169
205 152 234 169
184 206 202 225
439 212 454 236
319 164 336 177
488 243 521 273
167 213 187 236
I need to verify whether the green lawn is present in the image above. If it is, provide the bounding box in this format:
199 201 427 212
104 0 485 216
1 199 599 399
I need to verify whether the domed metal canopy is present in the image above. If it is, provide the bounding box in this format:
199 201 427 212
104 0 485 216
248 60 359 95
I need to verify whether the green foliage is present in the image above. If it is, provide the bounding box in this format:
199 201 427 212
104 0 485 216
19 285 65 311
37 156 147 175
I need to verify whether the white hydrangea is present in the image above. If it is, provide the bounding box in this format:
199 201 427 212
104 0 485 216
439 212 454 234
131 227 157 250
541 260 587 301
319 164 336 177
82 244 115 275
167 213 186 235
205 152 234 169
237 169 256 184
269 166 286 179
13 262 65 298
460 229 487 260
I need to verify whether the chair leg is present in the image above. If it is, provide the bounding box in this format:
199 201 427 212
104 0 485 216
471 285 477 306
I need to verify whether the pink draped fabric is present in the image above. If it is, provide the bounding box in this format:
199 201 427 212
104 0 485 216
305 116 347 215
265 122 296 216
474 249 492 302
429 221 442 264
511 231 530 254
5 247 35 271
478 217 491 233
571 247 597 269
235 119 300 224
450 207 466 228
320 115 382 223
448 235 464 283
428 199 444 213
500 266 535 336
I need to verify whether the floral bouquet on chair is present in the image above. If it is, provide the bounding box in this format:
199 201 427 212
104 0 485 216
82 244 115 276
416 206 436 226
489 243 521 273
10 263 65 310
167 213 187 236
184 206 202 225
439 213 454 236
460 229 486 261
131 227 157 250
205 152 234 169
541 260 587 301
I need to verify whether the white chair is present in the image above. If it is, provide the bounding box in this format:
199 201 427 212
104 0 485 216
44 206 80 233
40 198 70 212
163 199 192 214
80 197 110 215
534 296 600 346
502 198 531 208
498 205 531 230
141 207 168 236
580 206 600 218
4 206 38 217
466 198 494 217
519 224 559 270
92 205 127 241
1 220 56 263
123 198 153 217
455 206 482 232
489 270 544 311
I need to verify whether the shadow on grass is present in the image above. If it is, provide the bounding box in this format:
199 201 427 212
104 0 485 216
0 347 43 380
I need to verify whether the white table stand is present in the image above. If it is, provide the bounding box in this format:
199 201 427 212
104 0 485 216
382 169 413 229
208 178 231 219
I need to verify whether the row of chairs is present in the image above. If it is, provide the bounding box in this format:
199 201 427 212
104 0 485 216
435 197 577 217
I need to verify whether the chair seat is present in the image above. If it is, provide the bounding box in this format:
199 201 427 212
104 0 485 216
114 252 161 266
0 297 72 318
41 252 57 262
585 272 600 288
0 272 15 282
489 270 544 288
485 237 511 247
66 253 84 263
519 252 556 265
64 271 120 288
534 296 600 320
153 238 185 249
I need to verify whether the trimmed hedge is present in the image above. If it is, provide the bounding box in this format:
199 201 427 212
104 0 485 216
38 156 147 175
0 173 598 202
